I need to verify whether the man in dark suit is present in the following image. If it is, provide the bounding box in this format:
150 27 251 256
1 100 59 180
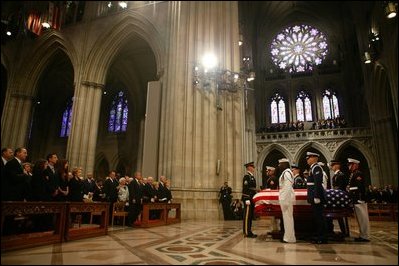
1 147 13 167
44 153 59 201
242 161 258 238
306 151 327 244
1 147 14 197
2 147 29 201
83 172 96 198
104 170 119 223
128 171 144 226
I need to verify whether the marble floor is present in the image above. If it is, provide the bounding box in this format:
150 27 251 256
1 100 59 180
1 217 398 265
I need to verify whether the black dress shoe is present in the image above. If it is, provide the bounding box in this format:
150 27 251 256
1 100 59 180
281 240 288 243
354 237 370 242
246 233 257 238
312 240 328 244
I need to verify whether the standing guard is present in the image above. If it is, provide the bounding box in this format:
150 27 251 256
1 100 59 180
306 152 328 244
348 158 370 242
242 162 258 238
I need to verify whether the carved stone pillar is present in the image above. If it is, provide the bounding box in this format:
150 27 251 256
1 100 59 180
1 90 34 148
158 1 243 220
66 81 103 174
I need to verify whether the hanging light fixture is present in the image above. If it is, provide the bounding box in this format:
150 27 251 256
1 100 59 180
385 2 397 19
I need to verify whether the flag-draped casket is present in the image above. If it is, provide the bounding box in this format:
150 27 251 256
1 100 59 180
253 189 352 217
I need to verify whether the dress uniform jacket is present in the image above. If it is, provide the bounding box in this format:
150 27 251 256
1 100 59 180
332 170 348 191
349 170 366 203
241 172 257 201
266 175 279 189
307 163 326 204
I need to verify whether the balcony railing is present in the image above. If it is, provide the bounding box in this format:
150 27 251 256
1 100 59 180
256 127 372 142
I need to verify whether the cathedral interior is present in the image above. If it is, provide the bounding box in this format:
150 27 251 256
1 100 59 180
1 2 398 264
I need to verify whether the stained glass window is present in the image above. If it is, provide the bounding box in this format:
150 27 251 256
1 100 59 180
322 89 340 119
270 93 286 124
60 98 73 137
108 91 128 133
296 91 312 121
270 25 328 73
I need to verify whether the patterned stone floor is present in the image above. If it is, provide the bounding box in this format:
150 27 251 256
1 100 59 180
1 217 398 265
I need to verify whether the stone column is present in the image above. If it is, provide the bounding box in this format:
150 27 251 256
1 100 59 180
1 90 34 148
66 81 103 174
158 1 243 220
370 117 398 186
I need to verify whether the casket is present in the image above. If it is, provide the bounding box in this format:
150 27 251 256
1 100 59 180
253 189 353 238
253 189 352 217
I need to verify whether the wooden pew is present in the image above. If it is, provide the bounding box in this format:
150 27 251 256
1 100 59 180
1 201 110 251
1 201 66 251
140 203 181 227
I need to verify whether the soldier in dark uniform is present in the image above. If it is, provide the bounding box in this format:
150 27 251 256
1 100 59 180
292 164 306 189
306 152 328 244
265 166 279 189
242 162 258 238
327 159 348 237
330 160 348 191
219 182 233 220
348 158 370 242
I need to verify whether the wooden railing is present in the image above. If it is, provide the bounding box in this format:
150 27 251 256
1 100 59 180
367 203 397 221
2 201 181 251
140 203 181 227
1 201 109 251
1 202 67 251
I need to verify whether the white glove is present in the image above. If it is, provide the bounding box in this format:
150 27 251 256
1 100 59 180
245 200 251 205
357 200 365 204
314 198 320 204
151 198 155 203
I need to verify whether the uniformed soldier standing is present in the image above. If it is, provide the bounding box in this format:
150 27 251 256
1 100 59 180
265 166 279 189
348 158 370 242
219 182 233 220
327 159 348 237
306 152 328 244
330 160 348 191
242 162 258 238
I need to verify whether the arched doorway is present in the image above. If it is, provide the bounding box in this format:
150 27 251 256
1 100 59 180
95 34 157 175
261 149 285 188
28 50 74 162
335 146 371 186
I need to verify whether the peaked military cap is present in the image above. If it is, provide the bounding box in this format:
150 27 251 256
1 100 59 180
244 161 255 167
306 151 320 159
291 163 300 169
347 158 360 164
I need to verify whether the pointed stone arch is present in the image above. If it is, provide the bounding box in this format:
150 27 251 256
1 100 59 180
293 141 332 163
256 143 292 174
84 11 164 84
94 152 110 179
17 31 78 97
334 139 377 185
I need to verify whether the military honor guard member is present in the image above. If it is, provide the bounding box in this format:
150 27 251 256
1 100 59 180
242 162 258 238
348 158 370 242
306 152 328 244
278 158 296 243
265 166 278 189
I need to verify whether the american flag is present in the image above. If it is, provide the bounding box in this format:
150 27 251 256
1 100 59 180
253 189 351 215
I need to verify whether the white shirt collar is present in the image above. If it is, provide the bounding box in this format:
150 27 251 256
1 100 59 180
2 157 7 165
334 169 340 174
15 157 22 165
